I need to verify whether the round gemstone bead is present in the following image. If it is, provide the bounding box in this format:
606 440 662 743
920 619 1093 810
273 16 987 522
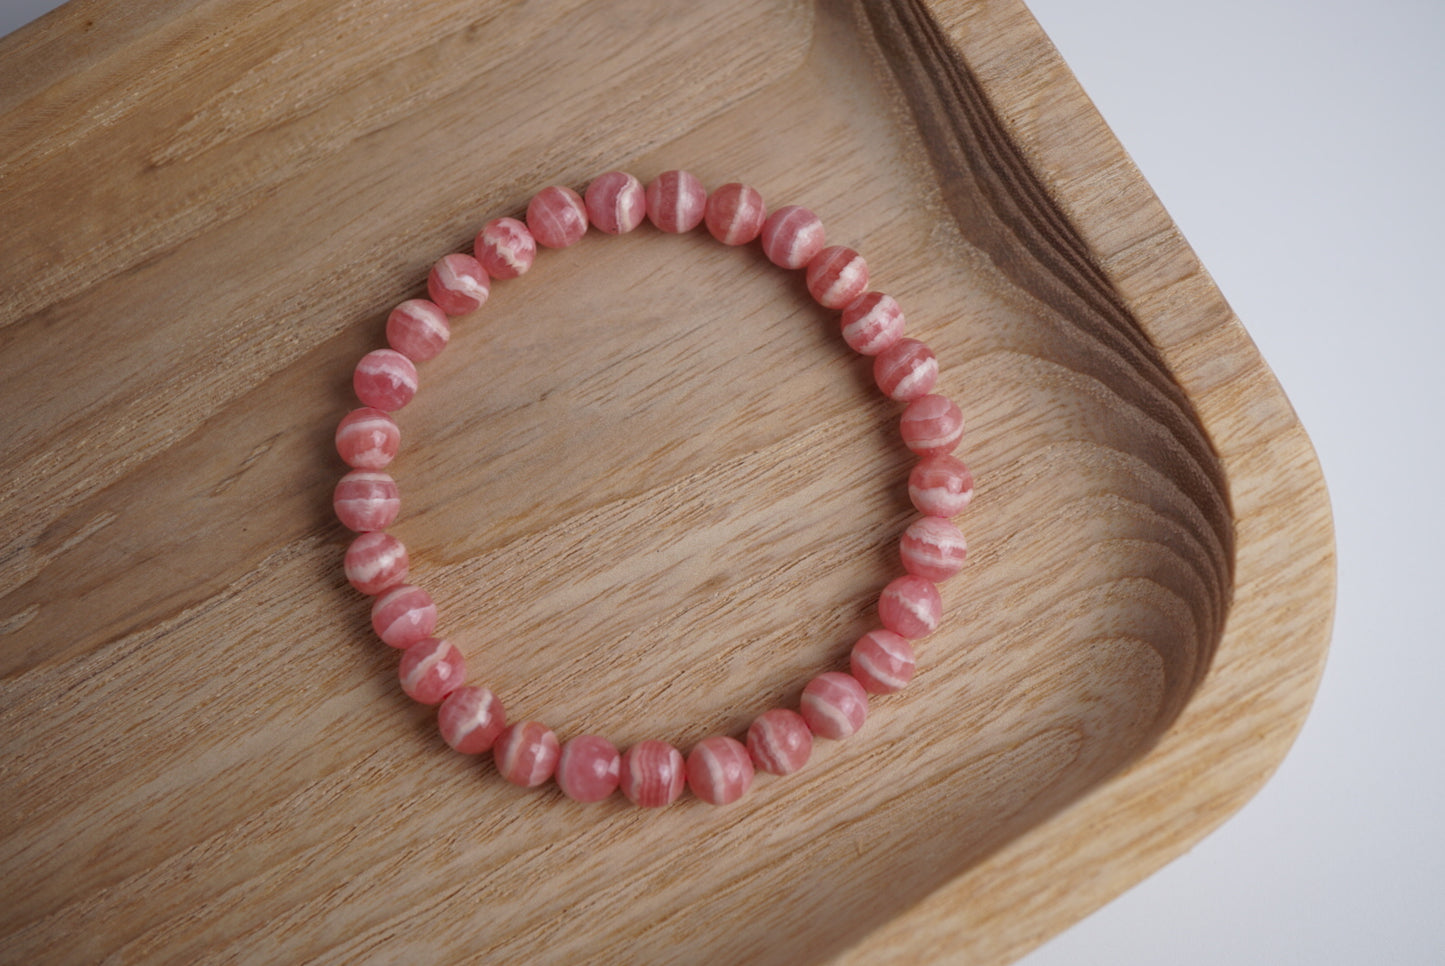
556 734 622 803
873 338 938 401
353 349 418 412
840 292 905 355
370 584 438 649
344 531 409 595
386 299 451 362
426 253 490 316
806 246 868 309
878 574 942 639
704 182 766 245
849 629 916 694
800 672 868 740
335 407 400 470
527 185 588 249
438 685 506 754
746 708 813 775
900 516 968 581
900 394 965 456
620 740 686 807
474 217 536 279
759 205 825 269
908 454 975 517
584 171 647 234
398 637 467 705
494 721 561 787
645 170 707 233
333 469 400 532
686 736 754 806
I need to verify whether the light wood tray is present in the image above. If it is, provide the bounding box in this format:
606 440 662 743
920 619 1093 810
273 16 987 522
0 1 1334 963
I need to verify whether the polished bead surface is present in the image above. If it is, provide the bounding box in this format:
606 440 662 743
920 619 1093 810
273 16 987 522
873 338 938 401
474 217 536 279
335 407 400 470
398 637 466 705
556 734 622 803
908 454 975 517
344 531 409 595
704 182 766 245
427 253 490 316
840 292 905 355
900 394 965 456
900 516 968 581
620 740 686 807
527 185 588 249
878 574 942 639
686 736 754 806
438 685 506 754
494 721 561 787
370 584 437 649
746 708 813 775
806 246 868 309
850 629 916 694
645 170 707 233
386 299 450 362
759 205 825 269
333 469 400 532
800 672 868 740
353 349 418 412
584 171 647 234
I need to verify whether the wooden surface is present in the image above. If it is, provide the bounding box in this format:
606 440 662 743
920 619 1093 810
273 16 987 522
0 1 1333 963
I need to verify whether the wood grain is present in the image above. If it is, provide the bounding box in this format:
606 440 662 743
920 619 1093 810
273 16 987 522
0 0 1333 963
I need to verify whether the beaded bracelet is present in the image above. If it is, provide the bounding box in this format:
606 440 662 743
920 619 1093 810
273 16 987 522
334 170 975 808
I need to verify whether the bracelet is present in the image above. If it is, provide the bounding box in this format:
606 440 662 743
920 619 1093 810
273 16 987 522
333 170 975 808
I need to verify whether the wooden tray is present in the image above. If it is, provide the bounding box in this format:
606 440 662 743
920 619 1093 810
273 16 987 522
0 1 1334 963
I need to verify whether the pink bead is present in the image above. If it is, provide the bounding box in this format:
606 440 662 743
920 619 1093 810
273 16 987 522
800 672 868 740
747 708 813 775
850 629 916 694
527 185 588 249
353 349 418 412
427 253 490 316
370 583 438 649
335 407 400 470
645 170 707 233
556 734 621 803
438 685 506 754
386 299 450 362
686 736 754 806
840 292 905 355
760 205 825 269
398 637 466 705
584 171 647 234
900 516 968 581
474 217 536 279
806 246 869 309
494 721 561 787
704 182 766 245
620 740 686 807
344 531 409 595
333 469 400 532
900 394 965 456
873 338 939 401
878 574 942 639
909 455 975 517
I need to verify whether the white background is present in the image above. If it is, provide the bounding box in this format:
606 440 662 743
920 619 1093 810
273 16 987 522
5 1 1443 963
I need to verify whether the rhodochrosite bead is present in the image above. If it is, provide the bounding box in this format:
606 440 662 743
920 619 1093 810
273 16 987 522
335 407 400 469
878 574 942 639
686 736 754 806
800 672 868 740
704 182 766 245
806 246 868 309
900 394 965 456
873 338 938 401
386 299 450 362
746 708 813 775
344 531 409 595
354 349 418 412
370 584 437 648
474 217 536 279
333 470 400 532
527 185 588 249
760 205 825 269
398 637 466 704
494 721 561 787
620 740 686 807
840 292 905 355
850 629 916 694
645 170 707 233
427 253 490 316
900 516 968 581
556 734 622 803
908 454 975 517
584 171 647 234
438 685 506 754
